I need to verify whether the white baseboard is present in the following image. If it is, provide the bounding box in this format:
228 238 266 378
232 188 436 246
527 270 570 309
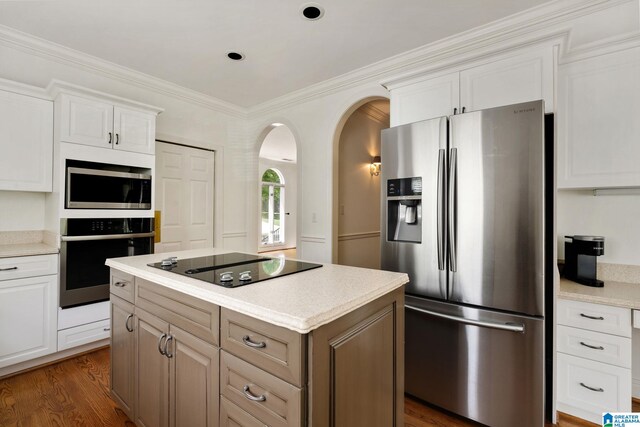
0 339 109 379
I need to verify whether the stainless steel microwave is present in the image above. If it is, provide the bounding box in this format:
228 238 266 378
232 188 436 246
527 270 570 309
66 166 152 209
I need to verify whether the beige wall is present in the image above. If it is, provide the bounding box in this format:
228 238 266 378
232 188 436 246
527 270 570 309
337 105 389 269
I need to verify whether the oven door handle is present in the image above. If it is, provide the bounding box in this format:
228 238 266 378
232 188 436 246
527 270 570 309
61 232 155 242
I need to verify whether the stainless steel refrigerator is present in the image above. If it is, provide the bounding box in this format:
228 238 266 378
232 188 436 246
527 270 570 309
381 100 546 427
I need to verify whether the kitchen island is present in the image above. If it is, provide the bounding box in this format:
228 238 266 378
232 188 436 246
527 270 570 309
106 248 408 427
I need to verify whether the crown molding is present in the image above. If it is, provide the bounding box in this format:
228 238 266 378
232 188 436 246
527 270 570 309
247 0 624 117
0 24 247 118
0 75 50 100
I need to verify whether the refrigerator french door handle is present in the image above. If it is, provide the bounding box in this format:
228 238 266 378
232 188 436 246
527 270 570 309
448 148 457 272
437 149 445 271
405 304 525 333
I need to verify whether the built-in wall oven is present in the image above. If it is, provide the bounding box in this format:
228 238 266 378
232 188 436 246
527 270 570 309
60 218 154 308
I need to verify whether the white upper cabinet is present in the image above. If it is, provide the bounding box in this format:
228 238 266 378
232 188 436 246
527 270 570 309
59 93 157 155
460 47 553 113
390 73 459 127
558 47 640 189
113 106 156 154
0 90 53 192
388 47 554 126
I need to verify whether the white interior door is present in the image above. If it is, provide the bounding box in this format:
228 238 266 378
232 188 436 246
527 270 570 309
155 142 214 253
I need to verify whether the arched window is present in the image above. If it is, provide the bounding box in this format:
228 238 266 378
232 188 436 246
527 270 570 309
261 168 285 246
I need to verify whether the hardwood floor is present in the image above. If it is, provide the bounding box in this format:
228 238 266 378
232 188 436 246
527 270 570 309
0 348 134 426
0 347 635 426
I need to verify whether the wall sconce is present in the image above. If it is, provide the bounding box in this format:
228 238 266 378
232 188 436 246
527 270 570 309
370 156 381 176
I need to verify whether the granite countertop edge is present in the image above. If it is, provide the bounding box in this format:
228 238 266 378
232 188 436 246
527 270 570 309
558 278 640 310
106 253 409 334
0 242 59 259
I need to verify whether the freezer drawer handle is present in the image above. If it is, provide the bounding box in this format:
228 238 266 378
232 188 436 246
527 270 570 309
579 382 604 393
580 313 604 321
579 341 604 350
405 304 525 333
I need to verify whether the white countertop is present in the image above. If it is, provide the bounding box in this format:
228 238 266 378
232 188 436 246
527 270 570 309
559 278 640 310
106 248 409 334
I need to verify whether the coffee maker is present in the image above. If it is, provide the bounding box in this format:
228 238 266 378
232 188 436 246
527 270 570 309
564 235 605 287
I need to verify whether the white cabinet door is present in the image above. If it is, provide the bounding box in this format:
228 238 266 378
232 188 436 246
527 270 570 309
460 47 553 113
558 47 640 188
60 94 114 148
114 106 156 154
0 90 53 192
0 275 57 368
390 72 459 126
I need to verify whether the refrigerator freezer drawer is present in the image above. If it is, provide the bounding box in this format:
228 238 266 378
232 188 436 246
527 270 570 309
405 297 544 427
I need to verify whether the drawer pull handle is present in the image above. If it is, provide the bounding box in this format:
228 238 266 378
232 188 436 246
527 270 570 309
158 333 167 355
0 266 18 271
242 335 266 349
580 382 604 393
580 341 604 350
114 281 127 288
103 327 111 331
580 313 604 320
242 385 266 402
125 314 134 332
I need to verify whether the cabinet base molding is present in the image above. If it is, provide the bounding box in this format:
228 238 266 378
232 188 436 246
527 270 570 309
557 411 599 427
0 340 108 379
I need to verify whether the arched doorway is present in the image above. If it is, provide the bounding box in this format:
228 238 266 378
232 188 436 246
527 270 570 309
335 99 390 268
258 124 297 254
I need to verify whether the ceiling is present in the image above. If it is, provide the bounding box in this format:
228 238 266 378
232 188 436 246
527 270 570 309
0 0 552 108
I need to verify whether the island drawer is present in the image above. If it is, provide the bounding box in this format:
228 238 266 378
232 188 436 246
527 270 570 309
557 299 631 337
221 308 304 386
557 325 631 369
220 350 302 427
110 270 134 303
135 277 219 346
0 254 57 282
220 396 265 427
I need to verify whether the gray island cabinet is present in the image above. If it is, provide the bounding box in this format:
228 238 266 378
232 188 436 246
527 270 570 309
106 249 408 427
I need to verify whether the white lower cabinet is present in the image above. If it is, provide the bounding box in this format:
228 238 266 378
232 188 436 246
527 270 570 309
0 269 57 368
557 299 632 423
57 319 111 351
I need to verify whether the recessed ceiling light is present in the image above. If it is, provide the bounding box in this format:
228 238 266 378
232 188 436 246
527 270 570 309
301 3 324 21
272 123 284 127
227 52 244 61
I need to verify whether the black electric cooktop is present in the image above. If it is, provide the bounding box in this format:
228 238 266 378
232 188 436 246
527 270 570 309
147 252 322 288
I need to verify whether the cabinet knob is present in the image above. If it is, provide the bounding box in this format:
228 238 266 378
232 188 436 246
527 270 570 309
114 281 127 288
462 106 466 113
453 107 457 115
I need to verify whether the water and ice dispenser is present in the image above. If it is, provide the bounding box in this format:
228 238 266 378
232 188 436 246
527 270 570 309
386 177 422 243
